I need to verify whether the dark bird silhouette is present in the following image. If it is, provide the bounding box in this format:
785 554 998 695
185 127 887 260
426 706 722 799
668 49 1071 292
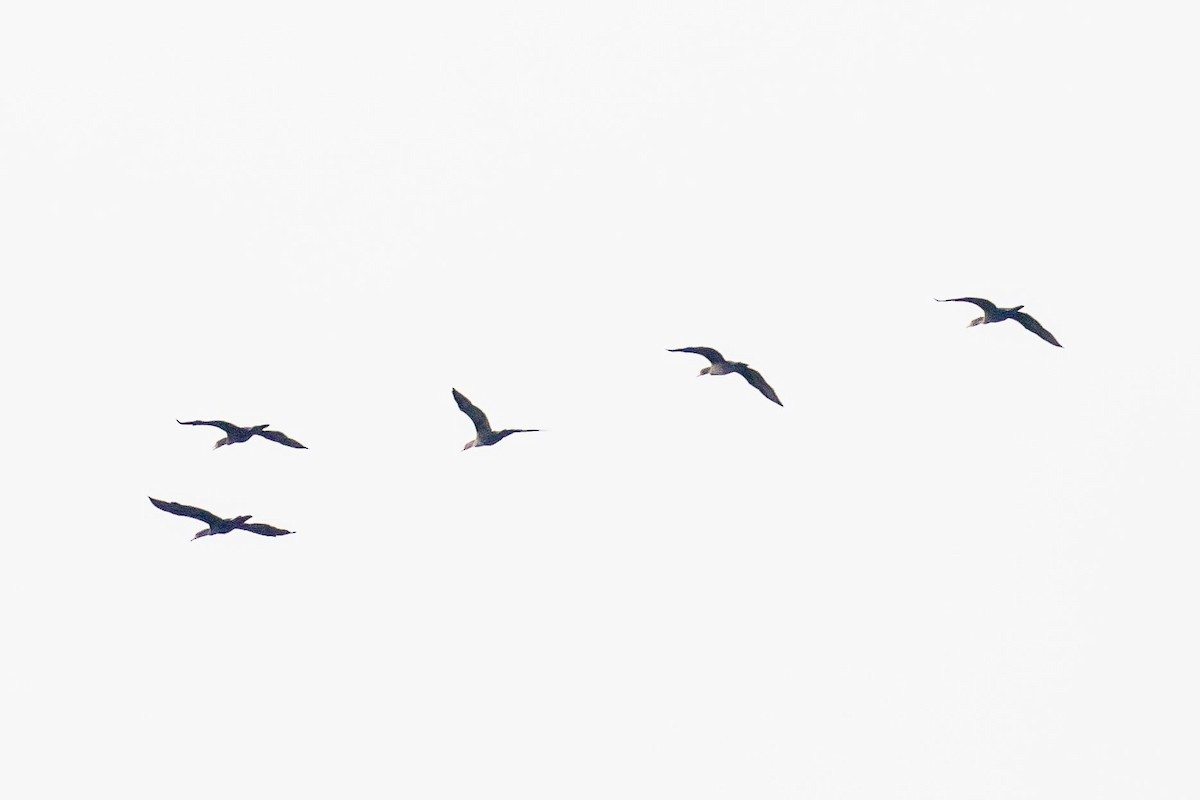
149 497 294 540
176 420 307 449
453 389 539 450
936 298 1062 347
668 347 783 406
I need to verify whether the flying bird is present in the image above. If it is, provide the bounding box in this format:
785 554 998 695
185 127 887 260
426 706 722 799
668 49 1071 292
453 389 539 449
176 419 307 449
935 298 1062 347
149 497 294 540
668 347 783 406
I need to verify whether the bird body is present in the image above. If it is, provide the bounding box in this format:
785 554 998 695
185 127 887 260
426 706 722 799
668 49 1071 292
149 497 294 540
452 389 539 449
177 420 307 449
668 347 783 405
936 297 1061 347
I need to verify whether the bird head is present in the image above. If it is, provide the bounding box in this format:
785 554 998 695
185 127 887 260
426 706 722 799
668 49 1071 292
697 367 711 377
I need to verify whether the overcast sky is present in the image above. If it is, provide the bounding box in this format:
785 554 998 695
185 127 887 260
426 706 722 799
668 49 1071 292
3 1 1199 797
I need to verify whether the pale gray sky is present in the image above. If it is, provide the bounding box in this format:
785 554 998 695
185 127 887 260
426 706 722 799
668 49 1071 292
3 1 1199 797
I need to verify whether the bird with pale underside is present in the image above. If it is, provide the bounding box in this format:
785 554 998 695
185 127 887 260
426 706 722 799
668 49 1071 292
668 347 783 406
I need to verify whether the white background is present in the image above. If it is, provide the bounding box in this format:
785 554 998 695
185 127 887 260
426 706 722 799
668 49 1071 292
3 1 1198 797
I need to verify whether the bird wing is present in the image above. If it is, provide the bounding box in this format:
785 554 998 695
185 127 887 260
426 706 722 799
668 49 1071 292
236 522 294 537
177 419 243 436
935 297 999 314
149 497 224 526
731 364 783 406
668 346 726 364
494 429 540 442
1012 312 1062 347
452 389 492 435
256 429 308 449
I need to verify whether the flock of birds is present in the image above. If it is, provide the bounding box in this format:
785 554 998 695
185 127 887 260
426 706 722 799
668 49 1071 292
149 296 1061 540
